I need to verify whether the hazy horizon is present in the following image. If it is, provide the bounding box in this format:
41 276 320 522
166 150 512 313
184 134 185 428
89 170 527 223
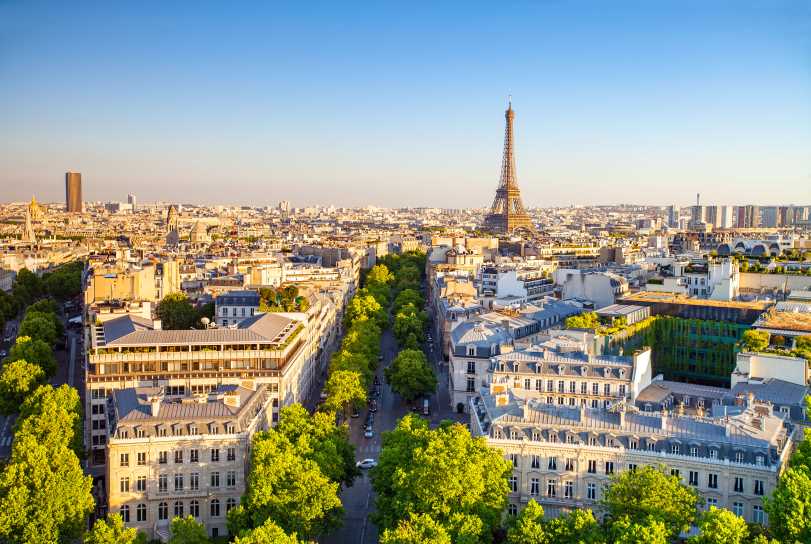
2 2 809 207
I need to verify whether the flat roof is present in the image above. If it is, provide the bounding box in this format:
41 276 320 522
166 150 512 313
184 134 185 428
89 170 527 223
620 291 772 311
596 304 647 316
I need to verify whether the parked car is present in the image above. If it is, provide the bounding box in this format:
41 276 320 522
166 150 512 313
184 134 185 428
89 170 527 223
351 409 360 418
356 458 378 469
364 428 374 439
0 350 6 358
377 355 383 362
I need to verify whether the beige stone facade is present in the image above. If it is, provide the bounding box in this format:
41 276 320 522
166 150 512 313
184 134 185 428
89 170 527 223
106 385 271 540
471 385 794 526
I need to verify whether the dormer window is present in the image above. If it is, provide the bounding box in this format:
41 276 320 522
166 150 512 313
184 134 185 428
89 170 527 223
156 425 167 437
225 423 236 434
558 365 565 375
189 425 198 435
119 428 129 439
467 347 476 357
135 427 145 438
580 366 588 376
209 423 219 434
735 451 745 463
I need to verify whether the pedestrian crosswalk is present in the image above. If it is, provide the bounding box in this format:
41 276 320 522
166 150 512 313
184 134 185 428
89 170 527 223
0 436 12 447
356 443 381 455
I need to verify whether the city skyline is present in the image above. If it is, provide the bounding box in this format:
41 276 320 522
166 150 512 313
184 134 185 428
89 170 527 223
1 2 809 207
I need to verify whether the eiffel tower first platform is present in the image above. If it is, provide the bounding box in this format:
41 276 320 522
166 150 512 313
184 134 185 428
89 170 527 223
483 100 536 235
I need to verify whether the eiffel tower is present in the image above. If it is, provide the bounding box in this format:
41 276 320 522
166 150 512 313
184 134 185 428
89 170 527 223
483 99 535 234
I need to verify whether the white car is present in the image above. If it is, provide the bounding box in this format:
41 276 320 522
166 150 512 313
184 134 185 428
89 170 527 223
355 458 378 469
364 428 374 439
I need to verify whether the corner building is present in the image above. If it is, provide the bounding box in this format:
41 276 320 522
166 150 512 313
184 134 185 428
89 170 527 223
471 384 794 525
107 384 271 540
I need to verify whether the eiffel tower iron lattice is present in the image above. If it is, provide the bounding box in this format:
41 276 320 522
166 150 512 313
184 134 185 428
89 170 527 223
483 100 536 234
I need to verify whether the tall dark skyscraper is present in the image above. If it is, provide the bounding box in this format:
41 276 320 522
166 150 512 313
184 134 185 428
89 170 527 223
65 171 82 212
483 100 535 234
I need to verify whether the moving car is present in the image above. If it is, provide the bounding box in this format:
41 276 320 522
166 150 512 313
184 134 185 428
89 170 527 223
364 428 374 438
368 400 378 412
356 458 378 469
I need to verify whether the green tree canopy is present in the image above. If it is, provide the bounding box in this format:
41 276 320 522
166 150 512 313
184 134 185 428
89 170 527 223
0 359 45 415
393 288 424 314
345 292 385 327
564 312 599 331
5 335 57 376
392 303 426 346
609 516 669 544
16 384 84 455
26 298 59 315
544 509 605 544
233 519 301 544
275 404 358 488
764 466 811 544
235 429 344 539
330 348 373 387
741 330 770 352
601 465 700 539
367 264 395 286
371 415 511 542
156 292 199 330
324 369 367 417
42 261 84 300
12 268 44 307
168 515 209 544
506 500 546 544
0 431 93 543
380 513 452 544
258 286 309 313
385 349 437 402
18 313 58 346
84 513 147 544
688 507 749 544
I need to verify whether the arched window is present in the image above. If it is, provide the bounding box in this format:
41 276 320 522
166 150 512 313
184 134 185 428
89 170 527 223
120 505 130 523
210 498 221 517
158 502 168 521
136 503 147 522
190 500 200 518
226 498 237 513
174 501 184 518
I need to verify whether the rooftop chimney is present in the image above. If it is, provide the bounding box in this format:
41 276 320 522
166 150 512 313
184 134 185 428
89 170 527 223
149 395 161 417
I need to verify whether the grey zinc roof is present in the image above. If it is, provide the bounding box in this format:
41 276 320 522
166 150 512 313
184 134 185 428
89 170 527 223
216 290 260 306
104 312 298 346
730 379 809 407
113 384 266 425
490 344 633 379
451 320 511 348
483 389 785 449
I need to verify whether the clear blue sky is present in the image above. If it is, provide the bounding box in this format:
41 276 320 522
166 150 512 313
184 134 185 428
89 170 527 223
1 1 809 208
